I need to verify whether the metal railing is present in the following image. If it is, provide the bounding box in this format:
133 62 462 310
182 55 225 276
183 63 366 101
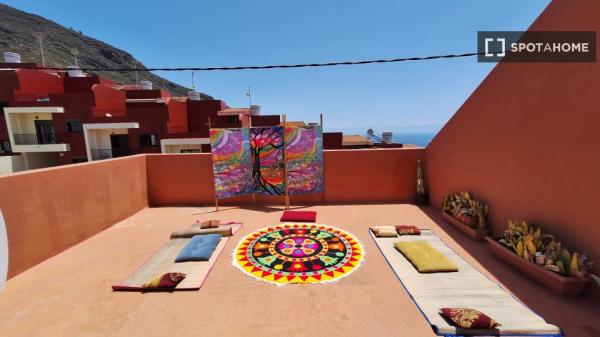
90 148 131 161
13 133 60 145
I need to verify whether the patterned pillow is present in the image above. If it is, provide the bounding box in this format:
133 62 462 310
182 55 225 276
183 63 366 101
440 308 501 329
371 226 397 237
143 272 186 289
396 225 420 235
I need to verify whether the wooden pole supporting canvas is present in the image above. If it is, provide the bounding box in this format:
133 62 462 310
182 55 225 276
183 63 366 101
320 113 325 205
208 117 219 212
249 114 256 205
282 114 290 209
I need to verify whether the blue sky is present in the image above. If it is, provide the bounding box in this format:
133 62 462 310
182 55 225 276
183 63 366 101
5 0 549 133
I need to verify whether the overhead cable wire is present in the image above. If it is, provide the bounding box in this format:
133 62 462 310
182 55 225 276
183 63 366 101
37 51 487 72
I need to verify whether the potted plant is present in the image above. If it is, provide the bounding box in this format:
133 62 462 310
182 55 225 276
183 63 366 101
441 192 490 241
486 220 593 296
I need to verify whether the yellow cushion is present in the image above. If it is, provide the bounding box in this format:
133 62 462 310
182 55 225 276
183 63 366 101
371 226 397 237
394 241 458 273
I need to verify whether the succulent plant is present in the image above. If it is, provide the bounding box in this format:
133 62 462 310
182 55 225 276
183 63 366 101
498 220 593 277
442 192 488 230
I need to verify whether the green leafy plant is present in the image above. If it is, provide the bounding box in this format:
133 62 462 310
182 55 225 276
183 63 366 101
442 192 488 230
498 220 593 277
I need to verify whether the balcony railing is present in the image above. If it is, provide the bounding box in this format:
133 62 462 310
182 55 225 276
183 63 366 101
13 133 61 145
90 148 131 161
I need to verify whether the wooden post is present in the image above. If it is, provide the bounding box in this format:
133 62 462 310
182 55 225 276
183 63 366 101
282 114 290 209
208 117 219 212
320 113 325 205
248 114 256 205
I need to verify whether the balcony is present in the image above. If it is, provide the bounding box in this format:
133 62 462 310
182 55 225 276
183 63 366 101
12 133 62 146
89 148 131 161
3 107 70 153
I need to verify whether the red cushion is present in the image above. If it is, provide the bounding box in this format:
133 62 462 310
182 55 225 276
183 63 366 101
396 225 421 235
440 307 501 329
143 272 186 289
280 211 317 222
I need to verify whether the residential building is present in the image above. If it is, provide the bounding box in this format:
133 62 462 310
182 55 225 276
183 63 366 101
0 60 281 173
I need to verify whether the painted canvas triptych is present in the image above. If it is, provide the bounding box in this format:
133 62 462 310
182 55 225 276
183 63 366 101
210 126 323 199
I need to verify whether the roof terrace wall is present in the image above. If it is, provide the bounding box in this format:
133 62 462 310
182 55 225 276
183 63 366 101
425 0 600 278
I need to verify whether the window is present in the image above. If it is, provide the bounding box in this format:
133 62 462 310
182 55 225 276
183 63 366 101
0 140 11 153
72 157 88 163
139 134 158 146
229 115 239 124
66 120 83 133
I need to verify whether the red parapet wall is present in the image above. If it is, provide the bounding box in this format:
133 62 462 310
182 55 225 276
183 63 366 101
0 156 148 278
13 68 64 100
166 98 189 133
91 84 126 117
425 0 600 274
146 148 425 206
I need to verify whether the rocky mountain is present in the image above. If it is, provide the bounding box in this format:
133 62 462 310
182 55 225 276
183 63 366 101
0 3 211 98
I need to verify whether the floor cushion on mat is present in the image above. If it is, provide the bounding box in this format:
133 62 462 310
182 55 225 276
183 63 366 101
280 210 317 222
142 272 186 289
396 225 420 235
394 241 458 273
170 226 232 239
440 307 501 329
175 234 222 262
371 226 398 237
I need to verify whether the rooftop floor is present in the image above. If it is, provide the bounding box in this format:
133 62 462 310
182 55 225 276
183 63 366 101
0 204 598 337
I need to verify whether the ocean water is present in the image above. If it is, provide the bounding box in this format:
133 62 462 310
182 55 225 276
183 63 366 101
392 132 436 147
329 128 438 147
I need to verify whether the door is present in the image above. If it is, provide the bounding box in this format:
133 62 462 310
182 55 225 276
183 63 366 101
34 120 56 144
110 134 130 158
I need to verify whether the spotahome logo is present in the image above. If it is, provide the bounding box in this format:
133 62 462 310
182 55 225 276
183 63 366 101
478 31 596 62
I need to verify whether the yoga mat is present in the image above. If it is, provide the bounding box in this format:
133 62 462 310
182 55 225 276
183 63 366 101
113 224 241 291
370 229 562 336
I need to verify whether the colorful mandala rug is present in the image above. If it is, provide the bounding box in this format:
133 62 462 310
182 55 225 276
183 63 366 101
233 223 364 285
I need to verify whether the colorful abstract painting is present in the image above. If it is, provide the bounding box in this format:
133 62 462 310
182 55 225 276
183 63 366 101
209 128 253 199
250 127 285 195
233 223 363 286
284 126 324 195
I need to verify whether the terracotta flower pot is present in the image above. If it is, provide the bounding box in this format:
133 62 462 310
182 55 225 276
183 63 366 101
485 237 591 296
441 211 489 241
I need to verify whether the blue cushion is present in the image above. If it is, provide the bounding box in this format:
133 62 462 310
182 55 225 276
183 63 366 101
174 234 222 262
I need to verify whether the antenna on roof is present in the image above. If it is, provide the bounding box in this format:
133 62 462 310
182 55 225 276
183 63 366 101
245 87 252 106
366 128 386 143
191 71 196 90
71 48 79 67
37 33 46 66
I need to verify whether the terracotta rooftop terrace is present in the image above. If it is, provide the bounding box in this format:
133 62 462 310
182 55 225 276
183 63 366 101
1 0 600 335
0 204 598 337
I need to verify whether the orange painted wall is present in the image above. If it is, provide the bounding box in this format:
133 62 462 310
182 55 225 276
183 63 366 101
425 0 600 272
0 156 148 278
146 148 424 206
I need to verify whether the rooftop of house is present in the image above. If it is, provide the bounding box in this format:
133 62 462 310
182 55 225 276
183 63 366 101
0 204 598 337
342 134 373 147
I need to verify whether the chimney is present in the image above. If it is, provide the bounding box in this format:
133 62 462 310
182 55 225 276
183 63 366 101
382 131 393 144
188 91 201 101
67 66 85 78
139 80 153 90
249 105 261 115
3 52 21 63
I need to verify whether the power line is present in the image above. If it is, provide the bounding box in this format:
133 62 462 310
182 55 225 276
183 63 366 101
37 51 486 72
